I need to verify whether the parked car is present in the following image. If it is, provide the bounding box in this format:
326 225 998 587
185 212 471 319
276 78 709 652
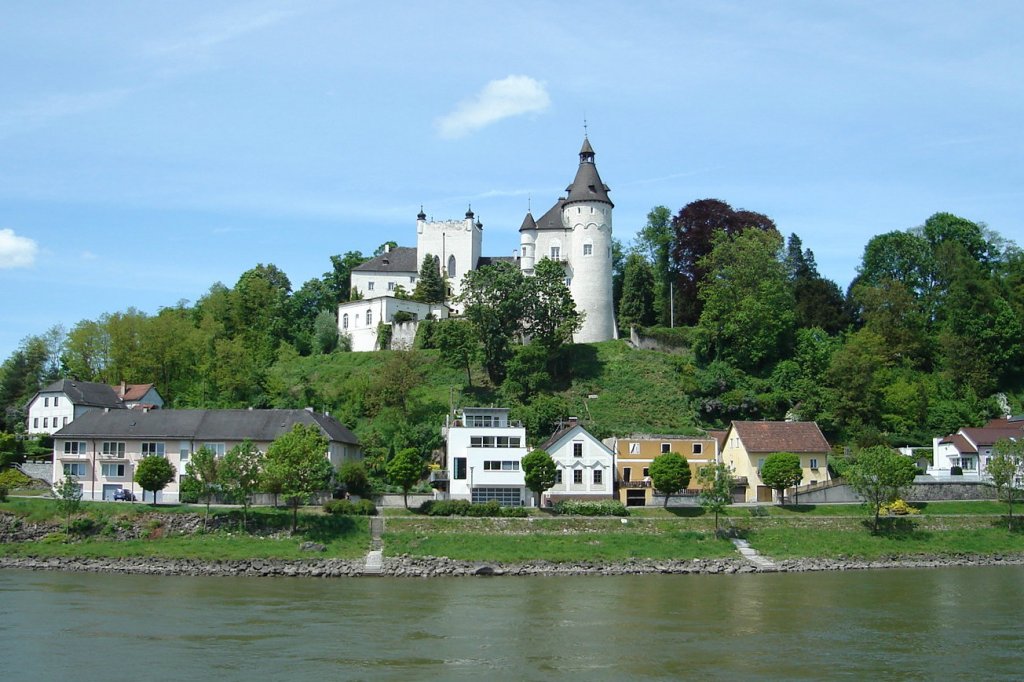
113 488 136 501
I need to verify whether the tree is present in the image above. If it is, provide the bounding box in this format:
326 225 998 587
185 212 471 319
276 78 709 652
649 452 691 507
324 251 369 304
312 309 339 354
435 319 478 387
386 447 424 509
413 253 446 303
635 206 673 326
759 452 803 505
53 475 82 541
697 462 734 532
524 258 583 355
696 228 795 371
670 198 777 325
458 262 530 384
846 445 918 533
135 455 176 506
263 424 333 532
989 439 1024 530
184 447 220 531
522 449 557 507
618 253 656 329
338 460 372 497
221 440 263 531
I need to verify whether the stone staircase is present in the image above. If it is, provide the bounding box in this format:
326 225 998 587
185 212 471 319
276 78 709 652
363 516 384 576
731 538 777 571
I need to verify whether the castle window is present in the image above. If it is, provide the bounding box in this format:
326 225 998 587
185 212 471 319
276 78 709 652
368 282 375 291
583 243 593 256
448 255 457 278
550 246 560 260
366 309 373 326
342 314 349 329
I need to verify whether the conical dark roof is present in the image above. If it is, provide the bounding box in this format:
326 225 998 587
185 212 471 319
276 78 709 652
518 211 537 232
564 137 612 207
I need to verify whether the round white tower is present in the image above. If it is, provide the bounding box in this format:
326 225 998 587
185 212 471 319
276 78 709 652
560 137 615 343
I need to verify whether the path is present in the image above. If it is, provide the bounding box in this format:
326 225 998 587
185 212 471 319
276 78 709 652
731 538 778 571
363 516 384 576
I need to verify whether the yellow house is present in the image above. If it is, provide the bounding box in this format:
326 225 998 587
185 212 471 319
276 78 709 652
608 435 719 507
721 421 831 503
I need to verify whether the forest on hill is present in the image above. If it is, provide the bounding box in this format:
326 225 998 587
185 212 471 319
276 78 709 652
1 199 1022 474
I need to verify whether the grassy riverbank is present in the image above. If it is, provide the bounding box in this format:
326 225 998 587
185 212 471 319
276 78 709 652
3 498 1023 565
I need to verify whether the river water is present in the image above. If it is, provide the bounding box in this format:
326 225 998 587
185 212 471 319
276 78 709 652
2 566 1022 680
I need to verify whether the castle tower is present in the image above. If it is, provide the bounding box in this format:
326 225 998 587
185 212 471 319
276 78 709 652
520 137 615 343
416 206 482 300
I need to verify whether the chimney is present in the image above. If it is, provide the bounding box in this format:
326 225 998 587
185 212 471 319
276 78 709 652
568 416 578 427
305 406 314 413
120 380 126 397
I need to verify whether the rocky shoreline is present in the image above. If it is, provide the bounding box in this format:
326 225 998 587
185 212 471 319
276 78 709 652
3 552 1024 579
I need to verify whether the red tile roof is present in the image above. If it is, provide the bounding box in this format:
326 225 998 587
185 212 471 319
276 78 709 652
731 421 830 453
113 383 154 401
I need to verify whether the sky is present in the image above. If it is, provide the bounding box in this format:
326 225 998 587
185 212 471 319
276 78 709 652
1 1 1022 361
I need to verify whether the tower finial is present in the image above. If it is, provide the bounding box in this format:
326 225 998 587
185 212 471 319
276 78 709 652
583 115 588 138
528 194 532 212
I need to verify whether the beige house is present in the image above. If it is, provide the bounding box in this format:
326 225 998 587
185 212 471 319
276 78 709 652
721 421 831 503
607 435 719 506
52 408 361 502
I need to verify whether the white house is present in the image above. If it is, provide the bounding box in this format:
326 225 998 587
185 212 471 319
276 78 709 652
540 417 614 505
337 295 449 352
930 416 1024 478
26 380 165 435
52 408 361 502
434 407 529 506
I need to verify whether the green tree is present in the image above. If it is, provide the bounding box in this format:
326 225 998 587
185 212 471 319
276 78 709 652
184 446 220 531
524 258 584 355
414 253 446 303
324 251 369 304
312 309 339 354
458 262 530 384
635 205 673 326
759 452 803 505
618 253 656 330
649 451 691 507
338 460 372 497
435 319 478 387
522 449 557 508
989 439 1024 530
53 475 83 541
135 455 176 506
221 440 263 531
696 228 795 372
263 424 333 532
846 445 918 533
386 447 424 509
697 462 734 532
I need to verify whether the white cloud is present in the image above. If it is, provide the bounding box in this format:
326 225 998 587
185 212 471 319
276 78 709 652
0 229 39 269
437 75 551 139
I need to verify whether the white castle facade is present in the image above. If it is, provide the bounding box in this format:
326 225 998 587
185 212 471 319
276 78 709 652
339 137 617 351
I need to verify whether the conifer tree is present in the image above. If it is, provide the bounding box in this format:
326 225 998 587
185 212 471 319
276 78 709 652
414 254 446 303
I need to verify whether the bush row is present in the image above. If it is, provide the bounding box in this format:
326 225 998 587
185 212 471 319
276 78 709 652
418 499 529 517
551 499 629 516
323 499 378 516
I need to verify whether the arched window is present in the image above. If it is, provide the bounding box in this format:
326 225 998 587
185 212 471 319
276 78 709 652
447 255 457 279
366 309 373 326
342 313 349 329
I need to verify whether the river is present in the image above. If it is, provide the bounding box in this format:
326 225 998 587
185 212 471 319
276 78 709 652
2 566 1022 680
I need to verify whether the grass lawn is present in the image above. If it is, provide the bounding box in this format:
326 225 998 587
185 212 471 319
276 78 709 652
383 517 735 562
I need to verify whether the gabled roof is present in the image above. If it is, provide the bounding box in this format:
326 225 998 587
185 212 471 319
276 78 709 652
477 255 519 267
730 421 830 453
35 379 123 409
707 430 729 452
960 426 1024 449
530 199 567 231
54 408 360 446
116 383 156 401
540 422 614 455
352 246 419 274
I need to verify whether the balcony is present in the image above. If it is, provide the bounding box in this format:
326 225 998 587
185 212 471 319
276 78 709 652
619 480 651 489
429 470 449 489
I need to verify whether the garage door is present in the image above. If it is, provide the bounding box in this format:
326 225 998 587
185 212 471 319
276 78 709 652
756 486 773 503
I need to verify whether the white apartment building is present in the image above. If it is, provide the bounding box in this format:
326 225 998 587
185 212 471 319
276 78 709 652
435 407 529 506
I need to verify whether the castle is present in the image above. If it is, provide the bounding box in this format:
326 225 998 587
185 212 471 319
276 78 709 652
338 137 616 351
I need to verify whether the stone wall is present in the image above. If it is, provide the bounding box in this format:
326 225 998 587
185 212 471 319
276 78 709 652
794 477 996 504
17 462 53 485
389 321 419 350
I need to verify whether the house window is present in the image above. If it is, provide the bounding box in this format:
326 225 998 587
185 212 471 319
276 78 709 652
63 462 86 477
454 457 467 480
809 458 819 469
583 243 593 256
101 463 126 477
593 469 603 485
202 443 226 457
387 282 395 291
623 467 631 482
63 417 68 426
63 441 87 455
961 457 977 471
643 468 650 478
44 397 49 407
483 460 520 471
573 470 583 484
366 309 373 325
342 313 349 329
757 458 765 474
550 246 561 260
448 255 457 279
54 397 59 407
180 441 191 460
42 418 48 428
573 442 583 458
661 443 670 453
692 443 703 455
629 443 639 454
368 281 375 291
141 442 165 457
555 470 563 484
33 418 38 428
102 442 126 458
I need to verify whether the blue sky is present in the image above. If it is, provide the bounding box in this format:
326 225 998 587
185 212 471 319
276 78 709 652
1 1 1022 360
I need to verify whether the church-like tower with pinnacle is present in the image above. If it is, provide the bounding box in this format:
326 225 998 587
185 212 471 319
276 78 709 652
518 136 616 343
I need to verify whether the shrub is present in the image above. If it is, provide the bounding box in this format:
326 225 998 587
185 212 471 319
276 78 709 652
323 499 378 516
0 485 7 502
0 468 31 489
337 461 372 497
880 499 919 516
552 499 629 517
418 499 527 517
950 466 963 476
749 505 770 518
178 475 202 504
69 517 97 535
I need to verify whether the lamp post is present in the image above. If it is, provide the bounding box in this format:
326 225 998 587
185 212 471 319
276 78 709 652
469 465 474 503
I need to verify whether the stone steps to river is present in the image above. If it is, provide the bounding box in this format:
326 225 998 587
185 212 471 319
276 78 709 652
363 516 385 575
731 538 778 571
